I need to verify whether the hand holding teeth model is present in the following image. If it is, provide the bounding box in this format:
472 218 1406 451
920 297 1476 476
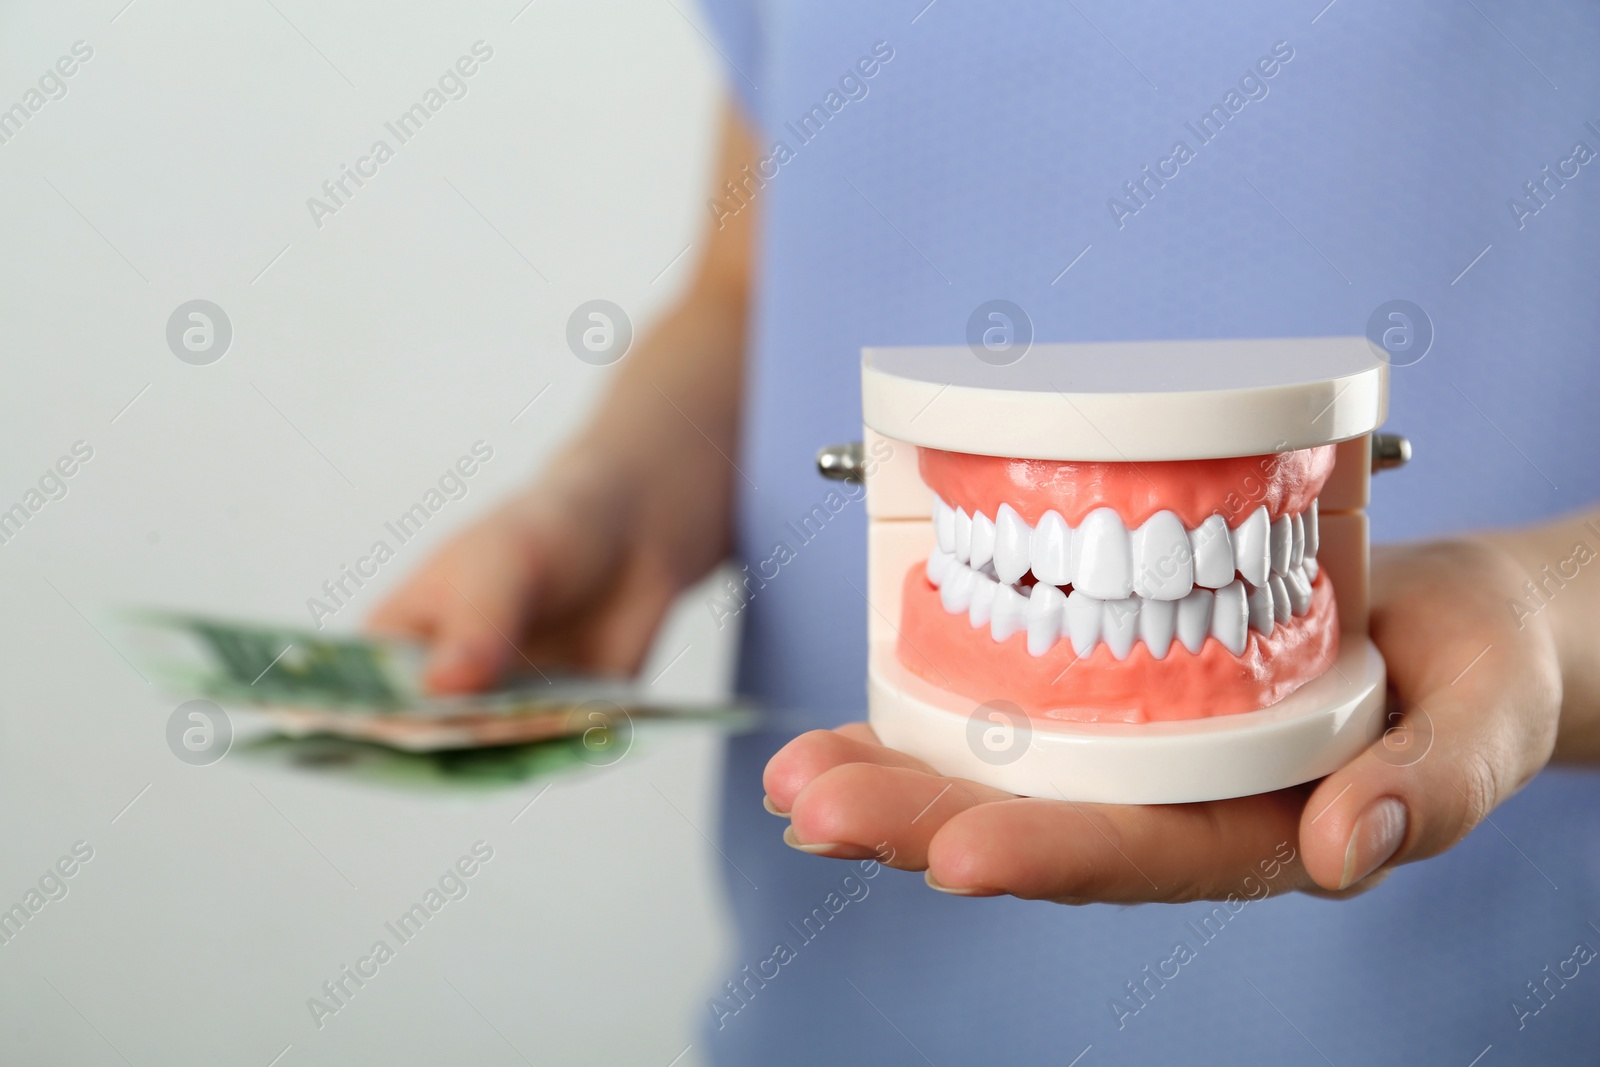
824 337 1402 804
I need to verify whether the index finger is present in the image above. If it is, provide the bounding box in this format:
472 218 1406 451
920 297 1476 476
763 723 936 813
367 582 442 640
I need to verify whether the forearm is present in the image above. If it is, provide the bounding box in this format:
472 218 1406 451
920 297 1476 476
575 97 756 485
1482 507 1600 761
518 98 757 592
582 277 747 480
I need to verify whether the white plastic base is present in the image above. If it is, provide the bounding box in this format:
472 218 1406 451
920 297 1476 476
868 638 1386 804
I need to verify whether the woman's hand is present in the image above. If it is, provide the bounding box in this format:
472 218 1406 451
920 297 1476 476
367 439 706 691
765 537 1567 902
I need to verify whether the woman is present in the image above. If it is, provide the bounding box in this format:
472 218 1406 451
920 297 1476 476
374 3 1600 1061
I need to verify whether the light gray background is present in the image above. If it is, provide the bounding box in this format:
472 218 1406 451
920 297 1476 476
0 1 739 1063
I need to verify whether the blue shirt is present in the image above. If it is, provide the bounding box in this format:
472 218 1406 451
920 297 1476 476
703 3 1600 1062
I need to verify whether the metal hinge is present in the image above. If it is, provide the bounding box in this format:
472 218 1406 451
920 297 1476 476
1372 432 1411 472
815 441 866 482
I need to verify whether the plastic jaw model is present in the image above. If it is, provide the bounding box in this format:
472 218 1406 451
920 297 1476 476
839 338 1398 805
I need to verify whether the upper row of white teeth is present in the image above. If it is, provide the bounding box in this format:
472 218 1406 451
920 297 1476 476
933 497 1318 600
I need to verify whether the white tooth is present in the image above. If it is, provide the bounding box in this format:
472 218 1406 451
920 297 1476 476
994 503 1032 585
1210 579 1248 655
954 508 973 563
1175 588 1214 654
1246 580 1275 638
1284 566 1313 616
1064 589 1103 656
1026 582 1064 656
1073 507 1133 600
968 571 997 628
926 548 954 586
1233 506 1270 587
1270 514 1292 576
1139 597 1176 659
1290 512 1305 569
1304 500 1319 560
1268 574 1291 624
935 498 955 553
940 564 975 614
1304 557 1319 582
969 511 996 571
1101 597 1139 660
1030 510 1072 586
990 583 1027 642
1132 510 1193 601
1190 515 1234 589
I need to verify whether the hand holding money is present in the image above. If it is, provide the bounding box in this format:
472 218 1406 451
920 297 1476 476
367 430 730 691
123 418 746 753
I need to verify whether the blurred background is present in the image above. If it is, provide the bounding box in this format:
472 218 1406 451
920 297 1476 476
0 1 738 1062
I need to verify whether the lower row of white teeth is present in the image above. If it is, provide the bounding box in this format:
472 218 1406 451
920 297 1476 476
926 550 1319 659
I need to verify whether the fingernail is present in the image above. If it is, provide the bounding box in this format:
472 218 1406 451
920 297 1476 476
1340 797 1408 889
924 870 995 897
782 825 876 860
762 795 790 818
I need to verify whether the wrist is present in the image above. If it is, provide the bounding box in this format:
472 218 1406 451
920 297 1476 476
1479 524 1600 762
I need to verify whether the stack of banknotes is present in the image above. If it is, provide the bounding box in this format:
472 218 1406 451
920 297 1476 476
120 609 751 752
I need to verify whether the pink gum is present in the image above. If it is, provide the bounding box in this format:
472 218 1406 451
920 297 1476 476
896 564 1341 724
917 445 1337 529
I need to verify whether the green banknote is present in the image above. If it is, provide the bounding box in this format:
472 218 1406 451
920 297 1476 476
119 608 757 753
120 609 424 708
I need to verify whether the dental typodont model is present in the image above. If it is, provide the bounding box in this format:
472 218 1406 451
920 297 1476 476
819 338 1405 804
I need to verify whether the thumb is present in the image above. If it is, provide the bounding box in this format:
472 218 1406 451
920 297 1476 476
1299 543 1562 891
424 572 536 693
